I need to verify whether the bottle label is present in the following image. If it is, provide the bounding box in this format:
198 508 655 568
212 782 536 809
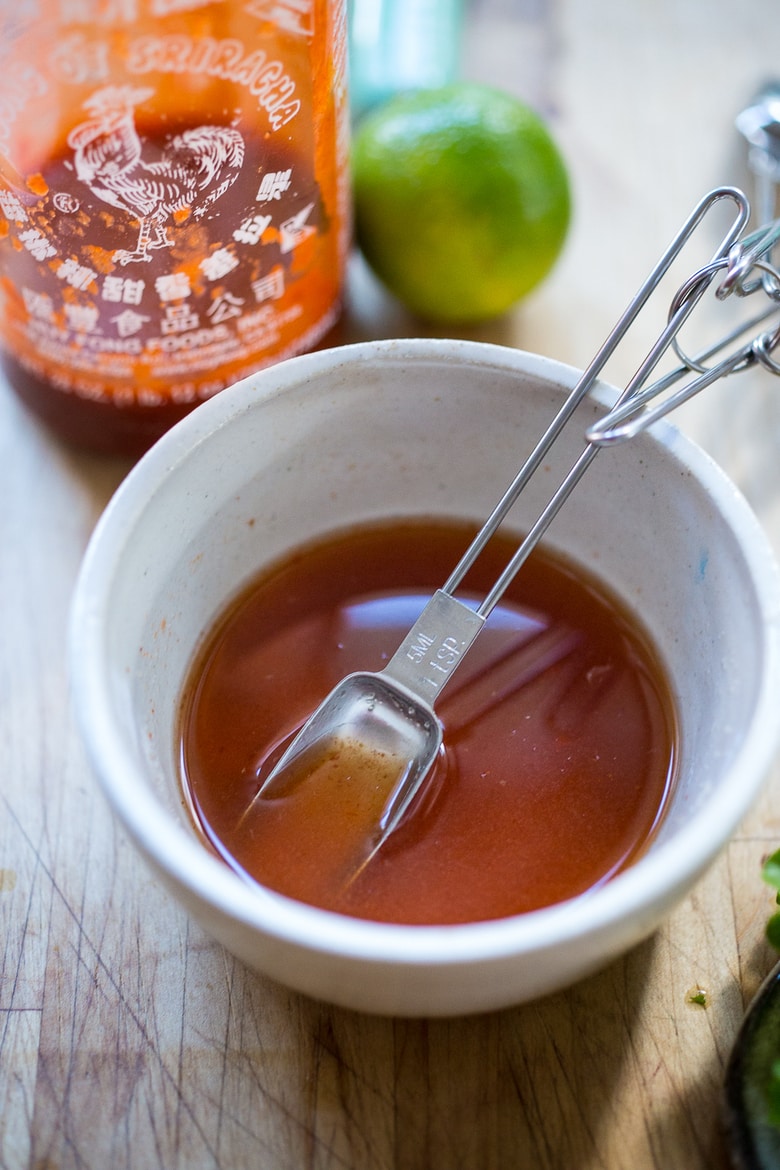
0 3 346 407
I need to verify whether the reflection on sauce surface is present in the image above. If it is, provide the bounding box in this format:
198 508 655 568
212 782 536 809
179 521 678 925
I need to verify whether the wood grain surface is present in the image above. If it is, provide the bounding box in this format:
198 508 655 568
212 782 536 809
3 1 780 1167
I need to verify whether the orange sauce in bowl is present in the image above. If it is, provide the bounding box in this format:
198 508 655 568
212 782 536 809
178 520 678 925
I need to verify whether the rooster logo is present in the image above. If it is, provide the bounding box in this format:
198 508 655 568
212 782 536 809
67 86 245 265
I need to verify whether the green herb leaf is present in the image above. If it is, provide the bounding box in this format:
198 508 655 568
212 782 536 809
766 911 780 951
762 850 780 892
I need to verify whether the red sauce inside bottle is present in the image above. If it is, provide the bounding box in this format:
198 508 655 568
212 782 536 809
179 520 678 925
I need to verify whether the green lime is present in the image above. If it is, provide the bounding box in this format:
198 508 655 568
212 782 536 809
351 83 571 323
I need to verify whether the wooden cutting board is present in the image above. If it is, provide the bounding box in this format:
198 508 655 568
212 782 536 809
3 1 780 1166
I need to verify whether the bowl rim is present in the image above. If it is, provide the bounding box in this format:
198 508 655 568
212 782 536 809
70 337 780 968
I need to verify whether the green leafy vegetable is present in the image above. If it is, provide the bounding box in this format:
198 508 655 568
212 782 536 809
763 850 780 950
769 1060 780 1128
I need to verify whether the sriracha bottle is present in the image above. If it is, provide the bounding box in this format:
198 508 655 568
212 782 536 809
0 0 349 456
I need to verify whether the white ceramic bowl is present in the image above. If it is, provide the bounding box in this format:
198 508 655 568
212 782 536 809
70 339 780 1017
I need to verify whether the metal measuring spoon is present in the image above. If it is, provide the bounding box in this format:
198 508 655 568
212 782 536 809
241 188 775 859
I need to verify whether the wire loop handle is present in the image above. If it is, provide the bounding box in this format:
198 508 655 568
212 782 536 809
440 187 779 619
589 186 780 444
